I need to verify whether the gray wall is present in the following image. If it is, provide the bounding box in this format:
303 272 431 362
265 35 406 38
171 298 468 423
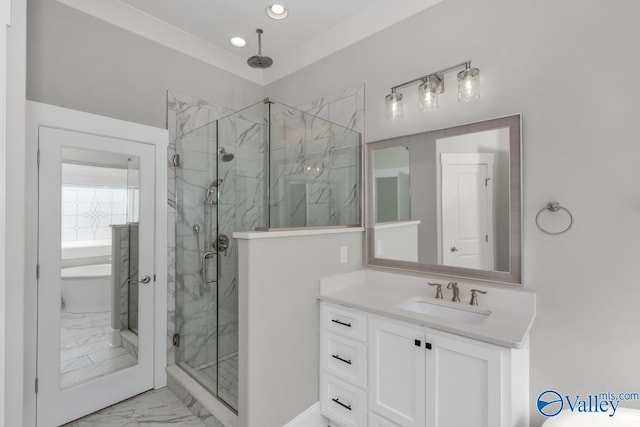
266 1 640 425
238 232 363 427
26 0 264 128
409 140 438 264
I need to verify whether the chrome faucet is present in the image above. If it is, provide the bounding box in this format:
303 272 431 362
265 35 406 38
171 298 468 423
447 282 460 302
469 289 488 306
447 281 460 302
428 282 443 299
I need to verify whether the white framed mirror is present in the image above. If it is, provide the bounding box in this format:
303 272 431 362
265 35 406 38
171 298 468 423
366 114 522 284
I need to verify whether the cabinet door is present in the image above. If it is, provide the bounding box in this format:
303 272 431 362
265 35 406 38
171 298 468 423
425 331 503 427
369 317 426 427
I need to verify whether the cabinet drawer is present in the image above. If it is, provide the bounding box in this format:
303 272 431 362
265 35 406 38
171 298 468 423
321 331 367 388
320 374 367 427
321 303 367 341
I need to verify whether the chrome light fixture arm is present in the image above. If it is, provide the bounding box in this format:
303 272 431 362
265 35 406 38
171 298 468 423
389 61 471 93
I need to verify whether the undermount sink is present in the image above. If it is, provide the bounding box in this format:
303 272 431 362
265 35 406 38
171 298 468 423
398 297 490 325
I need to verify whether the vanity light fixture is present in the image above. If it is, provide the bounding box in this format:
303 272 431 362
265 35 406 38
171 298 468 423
266 3 289 20
386 61 480 120
418 74 443 112
230 37 247 47
457 63 480 102
385 89 404 121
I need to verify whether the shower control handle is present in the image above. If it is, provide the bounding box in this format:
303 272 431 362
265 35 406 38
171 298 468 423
139 275 151 284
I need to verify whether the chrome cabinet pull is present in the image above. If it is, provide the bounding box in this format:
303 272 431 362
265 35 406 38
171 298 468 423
331 319 352 328
331 354 352 365
331 398 352 411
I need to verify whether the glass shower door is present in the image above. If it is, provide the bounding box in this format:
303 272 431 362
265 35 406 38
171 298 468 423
175 101 268 412
175 120 221 404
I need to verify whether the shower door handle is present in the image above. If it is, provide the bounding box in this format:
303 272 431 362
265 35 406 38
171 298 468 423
202 251 218 284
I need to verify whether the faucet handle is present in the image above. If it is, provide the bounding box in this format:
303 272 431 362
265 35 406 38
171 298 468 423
428 282 443 299
469 289 488 306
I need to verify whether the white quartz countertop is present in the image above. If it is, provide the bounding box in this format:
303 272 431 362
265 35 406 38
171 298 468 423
319 270 536 349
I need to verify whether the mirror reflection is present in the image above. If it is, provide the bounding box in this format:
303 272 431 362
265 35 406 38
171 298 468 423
59 148 139 388
368 115 521 284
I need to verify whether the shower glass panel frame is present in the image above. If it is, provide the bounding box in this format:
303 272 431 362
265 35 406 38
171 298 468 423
174 99 361 413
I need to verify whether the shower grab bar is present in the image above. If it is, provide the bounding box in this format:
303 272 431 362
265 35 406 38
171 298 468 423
202 251 218 284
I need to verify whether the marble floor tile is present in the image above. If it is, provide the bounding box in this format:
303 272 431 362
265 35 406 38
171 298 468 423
62 388 206 426
60 310 137 389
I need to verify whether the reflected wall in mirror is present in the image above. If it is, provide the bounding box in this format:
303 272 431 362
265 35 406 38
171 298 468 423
60 147 139 388
367 115 521 284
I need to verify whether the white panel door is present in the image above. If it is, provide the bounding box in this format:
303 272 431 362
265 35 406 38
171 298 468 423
368 317 426 427
441 153 494 269
425 331 503 427
37 126 155 426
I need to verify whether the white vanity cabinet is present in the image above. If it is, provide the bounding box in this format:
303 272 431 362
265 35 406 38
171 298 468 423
368 317 426 427
320 302 529 427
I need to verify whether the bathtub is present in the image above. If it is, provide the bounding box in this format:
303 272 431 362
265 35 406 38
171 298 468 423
61 263 112 313
543 408 640 426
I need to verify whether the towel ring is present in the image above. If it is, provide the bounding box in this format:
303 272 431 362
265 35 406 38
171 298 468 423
535 201 573 235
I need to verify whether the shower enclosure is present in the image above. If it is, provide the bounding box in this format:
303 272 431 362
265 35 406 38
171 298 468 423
174 99 361 412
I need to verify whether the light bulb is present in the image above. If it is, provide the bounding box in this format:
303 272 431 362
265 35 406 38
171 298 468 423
385 92 404 121
457 66 480 102
266 4 289 19
230 37 246 47
419 76 441 112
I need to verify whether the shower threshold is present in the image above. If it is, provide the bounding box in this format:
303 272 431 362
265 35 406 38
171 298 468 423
177 353 238 413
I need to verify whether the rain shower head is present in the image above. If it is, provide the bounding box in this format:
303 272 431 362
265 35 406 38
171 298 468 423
218 147 235 162
247 29 273 69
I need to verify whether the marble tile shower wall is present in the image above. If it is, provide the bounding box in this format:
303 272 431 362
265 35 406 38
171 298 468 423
269 85 364 228
113 224 130 331
166 85 363 369
217 108 269 362
128 223 139 333
168 92 234 368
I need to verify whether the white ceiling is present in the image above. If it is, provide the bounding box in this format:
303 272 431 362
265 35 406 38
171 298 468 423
57 0 443 85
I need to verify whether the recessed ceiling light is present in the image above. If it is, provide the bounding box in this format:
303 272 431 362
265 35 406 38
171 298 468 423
266 3 288 20
230 37 247 47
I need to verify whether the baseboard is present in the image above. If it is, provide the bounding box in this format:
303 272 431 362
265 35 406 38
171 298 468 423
284 402 332 427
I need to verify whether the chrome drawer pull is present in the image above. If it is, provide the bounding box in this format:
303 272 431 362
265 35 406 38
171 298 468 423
331 354 352 365
331 397 352 411
331 319 352 328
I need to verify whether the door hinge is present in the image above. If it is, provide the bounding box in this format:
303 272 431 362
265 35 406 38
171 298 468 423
171 154 180 167
485 235 488 243
35 377 38 394
36 263 40 280
37 149 40 168
173 333 180 347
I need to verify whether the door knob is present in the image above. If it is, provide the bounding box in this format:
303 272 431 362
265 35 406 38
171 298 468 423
450 246 460 252
139 275 151 284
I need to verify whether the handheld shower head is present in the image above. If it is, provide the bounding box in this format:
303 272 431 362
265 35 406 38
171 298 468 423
205 179 223 204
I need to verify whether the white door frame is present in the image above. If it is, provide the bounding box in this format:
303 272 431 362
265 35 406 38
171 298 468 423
24 101 168 427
